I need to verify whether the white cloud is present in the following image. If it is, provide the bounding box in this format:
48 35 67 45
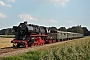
33 0 69 7
49 19 58 23
0 1 11 7
0 12 7 18
62 3 65 7
19 14 37 21
8 0 15 2
67 21 73 24
43 19 58 23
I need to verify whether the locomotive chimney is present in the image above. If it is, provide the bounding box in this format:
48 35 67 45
24 21 27 26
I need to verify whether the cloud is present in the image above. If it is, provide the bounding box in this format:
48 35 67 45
43 19 58 23
33 0 69 7
0 1 11 7
19 14 37 21
0 12 7 18
8 0 15 2
67 21 73 24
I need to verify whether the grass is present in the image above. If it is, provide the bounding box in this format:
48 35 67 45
0 36 90 60
0 35 15 38
0 35 14 48
0 51 40 60
0 38 13 48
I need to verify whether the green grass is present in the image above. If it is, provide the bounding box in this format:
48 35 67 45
0 36 90 60
0 51 40 60
0 35 15 38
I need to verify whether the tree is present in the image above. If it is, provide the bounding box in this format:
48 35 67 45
0 28 14 35
67 28 72 32
82 27 89 36
58 27 67 32
49 27 57 30
5 29 8 35
0 29 7 35
67 25 84 34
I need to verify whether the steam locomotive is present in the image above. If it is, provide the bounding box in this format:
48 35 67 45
11 22 83 48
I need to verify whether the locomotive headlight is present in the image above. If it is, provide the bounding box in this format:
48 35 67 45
20 25 22 28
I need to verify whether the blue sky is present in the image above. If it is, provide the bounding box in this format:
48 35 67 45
0 0 90 30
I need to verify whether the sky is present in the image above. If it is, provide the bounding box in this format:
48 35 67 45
0 0 90 30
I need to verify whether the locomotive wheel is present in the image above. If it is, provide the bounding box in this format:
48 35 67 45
28 42 31 47
42 43 44 45
49 40 52 44
56 39 60 42
28 41 34 47
53 40 56 43
17 43 20 48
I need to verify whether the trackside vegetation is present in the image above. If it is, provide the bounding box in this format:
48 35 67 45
0 35 15 38
0 36 90 60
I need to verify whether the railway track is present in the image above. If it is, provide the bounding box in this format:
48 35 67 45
0 47 25 55
0 40 72 57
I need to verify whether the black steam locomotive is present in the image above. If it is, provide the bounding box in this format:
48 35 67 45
11 22 51 47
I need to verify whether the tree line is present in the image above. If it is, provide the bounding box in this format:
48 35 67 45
0 25 90 36
0 28 14 35
49 25 90 36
